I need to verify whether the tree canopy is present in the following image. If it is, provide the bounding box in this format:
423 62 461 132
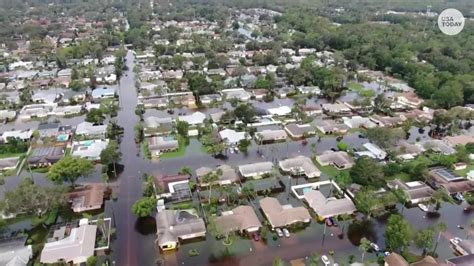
47 156 94 185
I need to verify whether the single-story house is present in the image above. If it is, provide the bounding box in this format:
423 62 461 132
0 109 16 121
214 205 261 235
195 164 239 186
200 94 222 105
219 129 247 145
321 103 351 116
147 136 179 157
144 117 174 137
68 184 106 213
427 167 474 195
420 140 456 155
255 129 287 143
259 197 311 229
153 173 191 200
359 143 387 160
304 189 356 219
1 129 34 143
0 237 32 266
221 88 251 102
275 87 295 98
302 106 323 116
156 210 206 250
75 122 107 138
370 115 405 127
27 144 66 168
387 179 434 204
37 122 61 138
177 111 206 126
385 252 409 266
40 220 97 265
343 116 377 129
238 162 274 179
284 123 316 139
445 135 474 147
279 155 321 178
267 106 291 117
313 119 349 135
316 151 354 169
91 87 116 102
141 97 169 108
71 139 109 161
446 254 474 266
393 141 424 160
297 86 321 95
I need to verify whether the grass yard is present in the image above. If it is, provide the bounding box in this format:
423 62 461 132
313 160 347 178
454 163 474 177
347 82 375 97
160 136 188 159
0 152 24 159
170 201 194 210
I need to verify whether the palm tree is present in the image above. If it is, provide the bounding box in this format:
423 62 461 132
432 222 447 255
392 188 408 214
202 172 219 205
359 237 371 262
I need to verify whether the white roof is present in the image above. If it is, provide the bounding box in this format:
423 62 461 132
71 139 109 160
75 122 107 136
363 143 387 159
267 106 291 116
219 129 246 144
40 224 97 264
178 112 206 125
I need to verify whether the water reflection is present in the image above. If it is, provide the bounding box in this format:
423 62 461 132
347 219 378 245
134 216 157 235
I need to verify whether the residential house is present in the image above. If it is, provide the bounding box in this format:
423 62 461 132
297 86 321 95
302 106 323 116
141 97 169 108
0 110 17 122
427 167 474 195
343 116 377 129
255 129 287 143
167 92 196 108
71 139 109 161
395 92 423 109
155 210 206 251
313 119 349 135
214 206 261 235
393 141 424 161
279 155 321 178
370 115 405 127
358 143 387 160
219 129 247 146
1 129 33 143
275 87 295 98
19 104 56 120
75 122 107 138
238 161 274 179
177 111 206 127
316 151 354 169
284 123 316 139
52 105 83 117
446 254 474 266
91 87 116 102
451 238 474 256
420 140 456 155
144 117 174 137
27 144 66 168
249 89 267 100
221 88 251 102
195 164 239 186
200 94 222 105
40 220 97 265
0 237 32 266
37 122 60 138
259 197 311 229
387 179 434 204
304 189 356 219
445 135 474 147
69 184 106 212
267 106 292 117
153 173 192 201
147 136 179 157
321 103 352 116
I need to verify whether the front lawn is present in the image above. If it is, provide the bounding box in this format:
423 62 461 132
455 163 474 177
347 82 375 97
160 136 188 159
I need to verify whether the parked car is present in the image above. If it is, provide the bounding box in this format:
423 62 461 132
370 242 380 252
275 228 283 238
321 255 330 265
384 251 391 257
282 228 290 238
450 237 462 245
453 193 465 202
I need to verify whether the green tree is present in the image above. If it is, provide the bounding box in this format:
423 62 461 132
385 214 411 252
350 156 385 187
86 108 106 124
179 166 192 176
131 197 156 217
359 237 371 262
355 189 383 219
237 138 251 153
414 227 435 255
176 120 190 137
272 257 285 266
47 156 94 185
0 179 67 216
86 256 98 266
100 140 122 177
202 172 219 205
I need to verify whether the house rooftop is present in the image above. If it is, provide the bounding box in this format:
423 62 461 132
259 197 310 228
214 205 261 234
279 155 321 178
155 210 206 248
304 190 356 219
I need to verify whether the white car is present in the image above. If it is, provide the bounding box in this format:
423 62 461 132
450 237 462 245
370 242 380 252
321 255 330 265
275 228 283 238
282 228 290 238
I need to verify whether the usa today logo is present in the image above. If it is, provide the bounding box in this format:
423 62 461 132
438 8 465 35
